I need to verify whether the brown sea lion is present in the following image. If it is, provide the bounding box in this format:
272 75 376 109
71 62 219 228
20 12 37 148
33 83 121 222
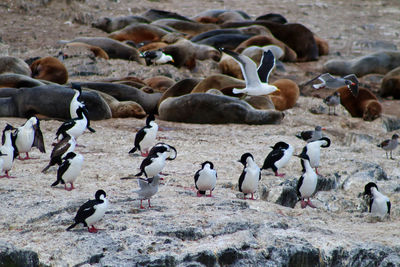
324 51 400 77
221 21 318 62
158 93 284 124
161 39 197 69
381 66 400 99
158 78 200 108
85 88 146 118
234 35 297 62
0 85 111 120
59 37 144 63
74 82 162 114
191 74 245 93
138 42 168 52
30 56 68 84
218 54 244 80
151 19 218 36
144 76 176 92
0 74 45 88
191 9 250 23
65 42 109 59
244 95 275 110
108 23 170 43
314 35 329 56
0 56 31 76
270 79 300 111
337 86 382 121
92 15 150 33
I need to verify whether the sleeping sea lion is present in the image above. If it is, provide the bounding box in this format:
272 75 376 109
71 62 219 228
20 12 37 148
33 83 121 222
0 56 31 76
30 56 68 84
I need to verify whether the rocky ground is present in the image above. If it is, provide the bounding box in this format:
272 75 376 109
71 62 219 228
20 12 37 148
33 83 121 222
1 0 400 266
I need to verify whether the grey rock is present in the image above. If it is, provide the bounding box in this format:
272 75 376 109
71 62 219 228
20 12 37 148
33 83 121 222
0 241 41 267
275 185 298 208
182 250 217 267
316 174 338 191
382 115 400 132
156 226 205 241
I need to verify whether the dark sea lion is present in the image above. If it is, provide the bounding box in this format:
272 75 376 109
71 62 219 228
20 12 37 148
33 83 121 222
158 93 284 124
221 21 318 62
30 56 68 84
196 33 254 50
381 66 400 99
244 95 275 110
191 74 245 93
190 29 242 42
0 73 45 88
108 23 170 43
324 51 400 77
141 9 193 22
337 86 382 121
151 19 218 36
74 82 162 114
144 76 176 92
59 37 144 63
158 78 200 108
0 56 31 75
92 15 150 33
255 13 288 24
0 85 111 120
270 79 300 111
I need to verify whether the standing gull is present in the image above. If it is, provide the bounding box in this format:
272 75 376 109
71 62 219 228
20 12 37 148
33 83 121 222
377 134 399 159
304 73 359 96
220 48 279 96
130 175 161 209
323 91 340 115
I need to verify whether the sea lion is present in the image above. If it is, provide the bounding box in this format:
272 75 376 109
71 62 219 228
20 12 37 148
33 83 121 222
235 35 297 62
255 13 288 24
218 53 244 80
151 19 218 36
191 9 250 23
314 35 329 56
161 39 197 69
191 29 243 42
0 56 31 76
336 86 382 121
108 23 170 43
141 9 192 22
270 79 300 111
85 88 146 118
138 42 168 52
73 82 162 114
242 45 285 61
158 78 200 108
244 95 275 110
92 15 150 33
144 76 176 92
221 21 318 62
381 66 400 99
30 56 68 84
196 33 254 50
191 74 245 93
59 37 144 63
194 44 221 61
65 42 109 59
0 74 45 88
324 51 400 77
0 85 111 120
158 93 284 124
